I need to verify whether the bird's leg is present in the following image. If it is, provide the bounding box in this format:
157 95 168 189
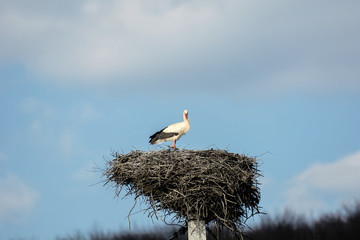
173 140 177 149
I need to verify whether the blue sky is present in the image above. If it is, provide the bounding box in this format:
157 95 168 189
1 0 360 239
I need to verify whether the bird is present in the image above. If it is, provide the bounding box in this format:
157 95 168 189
149 110 191 149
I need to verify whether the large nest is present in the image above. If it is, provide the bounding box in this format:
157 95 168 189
103 148 261 232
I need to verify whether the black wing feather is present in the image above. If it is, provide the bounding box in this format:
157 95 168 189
149 127 179 144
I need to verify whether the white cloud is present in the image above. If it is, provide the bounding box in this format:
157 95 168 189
1 0 360 94
0 173 40 223
0 0 222 80
285 151 360 214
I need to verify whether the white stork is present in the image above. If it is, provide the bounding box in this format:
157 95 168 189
149 110 191 149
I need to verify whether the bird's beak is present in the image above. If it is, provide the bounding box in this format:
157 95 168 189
185 113 188 119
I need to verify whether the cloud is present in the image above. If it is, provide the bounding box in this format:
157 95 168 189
285 151 360 214
1 0 360 94
0 173 40 223
0 0 222 80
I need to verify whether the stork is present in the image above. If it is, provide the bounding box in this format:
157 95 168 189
149 110 191 149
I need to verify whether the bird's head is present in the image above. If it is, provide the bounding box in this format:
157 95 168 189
184 109 189 119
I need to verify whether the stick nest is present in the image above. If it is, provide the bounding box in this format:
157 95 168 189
103 148 261 231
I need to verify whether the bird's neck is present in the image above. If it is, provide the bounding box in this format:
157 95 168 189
184 116 190 124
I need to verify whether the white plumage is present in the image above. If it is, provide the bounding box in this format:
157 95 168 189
149 110 191 148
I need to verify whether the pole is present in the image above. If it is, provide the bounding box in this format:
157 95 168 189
188 218 206 240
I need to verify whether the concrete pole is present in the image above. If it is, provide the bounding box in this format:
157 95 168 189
188 218 206 240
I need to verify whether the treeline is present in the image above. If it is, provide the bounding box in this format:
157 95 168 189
246 204 360 240
57 203 360 240
56 227 174 240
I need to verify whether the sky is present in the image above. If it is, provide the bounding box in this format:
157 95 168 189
1 0 360 239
